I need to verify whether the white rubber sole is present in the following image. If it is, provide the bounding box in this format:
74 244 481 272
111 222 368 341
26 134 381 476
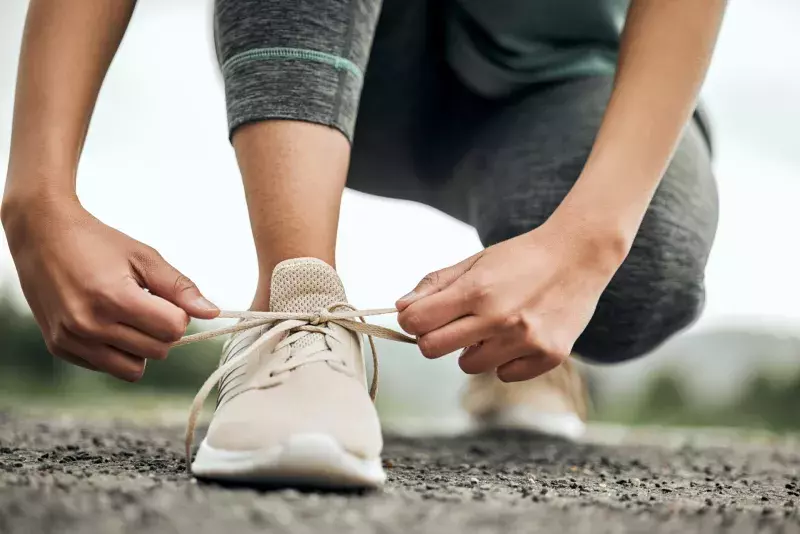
475 407 586 441
191 433 386 489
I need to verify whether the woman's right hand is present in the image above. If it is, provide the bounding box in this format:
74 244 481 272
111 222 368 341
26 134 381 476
1 194 219 381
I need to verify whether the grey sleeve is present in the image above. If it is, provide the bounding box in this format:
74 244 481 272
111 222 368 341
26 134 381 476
214 0 383 142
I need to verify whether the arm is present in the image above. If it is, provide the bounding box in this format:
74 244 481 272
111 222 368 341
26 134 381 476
397 0 727 381
552 0 727 250
4 0 136 202
2 0 218 381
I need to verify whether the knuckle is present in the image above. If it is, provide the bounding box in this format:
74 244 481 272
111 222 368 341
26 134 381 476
120 361 146 383
173 274 197 295
167 315 188 340
146 246 163 261
518 315 545 348
417 336 437 359
467 274 492 302
130 246 160 270
498 311 523 331
91 286 123 314
399 312 421 334
63 313 95 337
421 271 440 287
522 328 542 351
50 326 70 348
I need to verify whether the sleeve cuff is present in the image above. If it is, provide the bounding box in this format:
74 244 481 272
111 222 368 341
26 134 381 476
223 52 364 142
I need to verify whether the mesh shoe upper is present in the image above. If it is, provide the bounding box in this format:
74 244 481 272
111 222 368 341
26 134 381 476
202 259 382 459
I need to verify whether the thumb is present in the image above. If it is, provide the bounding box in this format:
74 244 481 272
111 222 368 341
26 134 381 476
133 248 219 319
396 253 482 310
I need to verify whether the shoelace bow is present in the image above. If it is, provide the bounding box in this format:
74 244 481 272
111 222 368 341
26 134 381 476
172 305 416 470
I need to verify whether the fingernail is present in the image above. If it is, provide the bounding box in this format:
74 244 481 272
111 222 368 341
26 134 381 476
192 296 218 312
398 290 416 303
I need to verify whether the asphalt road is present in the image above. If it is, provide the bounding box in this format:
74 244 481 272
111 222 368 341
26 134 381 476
1 411 799 534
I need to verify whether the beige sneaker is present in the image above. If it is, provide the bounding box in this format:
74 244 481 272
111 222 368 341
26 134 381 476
190 258 385 487
462 359 588 440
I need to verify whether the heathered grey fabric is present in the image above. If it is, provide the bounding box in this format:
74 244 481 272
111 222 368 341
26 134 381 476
348 0 718 364
214 0 718 364
213 0 632 140
214 0 382 140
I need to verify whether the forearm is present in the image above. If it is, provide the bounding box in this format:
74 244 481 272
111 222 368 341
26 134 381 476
553 0 726 256
3 0 136 209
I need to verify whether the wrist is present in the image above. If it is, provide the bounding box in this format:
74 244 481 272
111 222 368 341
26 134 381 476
543 200 634 276
1 183 81 252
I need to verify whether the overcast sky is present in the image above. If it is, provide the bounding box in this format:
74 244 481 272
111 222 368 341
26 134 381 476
1 0 799 338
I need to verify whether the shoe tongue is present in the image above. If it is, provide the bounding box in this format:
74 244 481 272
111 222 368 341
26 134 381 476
269 258 348 313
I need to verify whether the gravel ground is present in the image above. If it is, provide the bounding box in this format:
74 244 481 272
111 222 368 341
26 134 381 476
1 411 799 534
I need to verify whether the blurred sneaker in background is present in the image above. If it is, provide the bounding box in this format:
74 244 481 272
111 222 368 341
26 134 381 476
462 359 587 440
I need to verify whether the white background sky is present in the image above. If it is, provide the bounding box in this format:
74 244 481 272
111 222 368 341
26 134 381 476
1 0 799 338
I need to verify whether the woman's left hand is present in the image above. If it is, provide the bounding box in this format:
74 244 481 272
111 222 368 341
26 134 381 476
396 216 628 381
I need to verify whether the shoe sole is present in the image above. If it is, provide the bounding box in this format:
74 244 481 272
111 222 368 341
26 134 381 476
191 433 386 489
475 407 586 440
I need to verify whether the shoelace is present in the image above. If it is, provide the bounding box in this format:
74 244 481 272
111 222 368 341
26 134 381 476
172 305 416 470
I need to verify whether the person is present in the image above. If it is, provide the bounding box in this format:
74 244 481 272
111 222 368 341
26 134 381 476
1 0 724 488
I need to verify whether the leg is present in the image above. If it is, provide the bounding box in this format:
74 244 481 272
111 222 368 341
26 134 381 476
450 76 718 362
214 0 383 310
233 121 350 310
348 0 491 204
199 0 391 488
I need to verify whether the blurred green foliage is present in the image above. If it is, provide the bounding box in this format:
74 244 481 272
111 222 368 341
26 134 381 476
606 369 800 432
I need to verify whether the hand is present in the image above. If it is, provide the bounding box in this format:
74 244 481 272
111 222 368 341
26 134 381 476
396 217 627 382
2 195 219 381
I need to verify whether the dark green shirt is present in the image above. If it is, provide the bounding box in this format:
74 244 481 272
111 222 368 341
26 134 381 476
448 0 630 96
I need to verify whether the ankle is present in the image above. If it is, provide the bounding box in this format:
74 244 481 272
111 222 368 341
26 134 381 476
250 285 270 311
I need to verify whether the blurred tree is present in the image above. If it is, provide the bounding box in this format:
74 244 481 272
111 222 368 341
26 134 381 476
635 371 689 424
0 293 70 391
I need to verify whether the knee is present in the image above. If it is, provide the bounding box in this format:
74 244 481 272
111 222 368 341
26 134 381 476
575 245 708 364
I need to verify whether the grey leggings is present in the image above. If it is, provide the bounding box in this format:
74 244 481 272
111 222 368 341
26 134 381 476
215 0 719 363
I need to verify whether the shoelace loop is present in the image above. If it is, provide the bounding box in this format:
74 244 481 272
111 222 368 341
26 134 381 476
173 306 416 471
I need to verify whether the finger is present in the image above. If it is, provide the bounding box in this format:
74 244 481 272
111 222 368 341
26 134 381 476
89 322 171 360
398 278 472 336
458 337 530 375
496 354 562 383
416 315 493 359
115 282 190 343
396 253 481 310
58 331 146 382
50 346 99 371
130 248 219 319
